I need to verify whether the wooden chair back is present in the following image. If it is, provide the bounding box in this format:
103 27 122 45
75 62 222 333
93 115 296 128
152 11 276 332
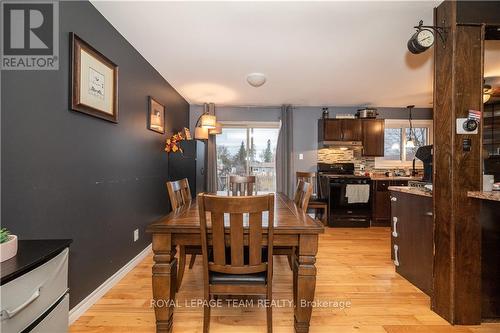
166 178 192 210
296 171 318 196
198 193 274 276
228 175 256 196
294 180 313 210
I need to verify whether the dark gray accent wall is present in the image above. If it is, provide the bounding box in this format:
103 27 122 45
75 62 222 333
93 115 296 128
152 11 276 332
1 1 189 308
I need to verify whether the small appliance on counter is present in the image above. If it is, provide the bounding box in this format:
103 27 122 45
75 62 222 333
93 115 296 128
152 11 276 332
408 145 433 192
356 108 378 119
317 163 371 228
416 144 433 182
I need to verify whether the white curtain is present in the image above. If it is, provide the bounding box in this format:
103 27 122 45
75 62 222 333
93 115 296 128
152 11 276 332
206 103 217 193
276 105 294 198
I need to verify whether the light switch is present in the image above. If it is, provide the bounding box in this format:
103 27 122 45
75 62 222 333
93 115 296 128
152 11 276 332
298 153 304 160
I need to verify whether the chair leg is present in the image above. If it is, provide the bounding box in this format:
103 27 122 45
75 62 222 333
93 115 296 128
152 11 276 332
288 246 296 271
203 302 211 333
177 246 186 292
189 253 197 269
266 294 273 333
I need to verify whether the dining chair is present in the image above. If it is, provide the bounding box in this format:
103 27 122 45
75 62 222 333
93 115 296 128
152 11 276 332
166 178 201 291
198 193 274 333
228 175 256 196
274 180 313 270
296 171 328 225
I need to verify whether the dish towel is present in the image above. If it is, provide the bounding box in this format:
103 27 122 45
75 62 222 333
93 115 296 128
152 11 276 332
345 184 370 204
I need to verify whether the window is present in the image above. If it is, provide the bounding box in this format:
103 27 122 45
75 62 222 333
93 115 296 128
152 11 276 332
216 122 280 193
375 119 433 169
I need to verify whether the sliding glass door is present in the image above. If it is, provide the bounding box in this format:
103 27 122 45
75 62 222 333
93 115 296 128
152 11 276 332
216 123 280 193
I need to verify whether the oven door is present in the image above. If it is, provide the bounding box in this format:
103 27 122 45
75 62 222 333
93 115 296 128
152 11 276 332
328 179 371 227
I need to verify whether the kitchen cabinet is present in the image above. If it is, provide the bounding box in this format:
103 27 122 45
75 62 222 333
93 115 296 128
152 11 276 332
318 119 362 142
390 190 433 296
318 119 384 157
371 179 408 226
362 119 385 156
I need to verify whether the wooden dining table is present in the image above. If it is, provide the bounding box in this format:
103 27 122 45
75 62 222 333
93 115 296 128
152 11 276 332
146 192 324 333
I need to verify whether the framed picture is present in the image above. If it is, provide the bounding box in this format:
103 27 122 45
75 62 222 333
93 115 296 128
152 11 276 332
70 33 118 122
148 97 165 134
183 127 192 140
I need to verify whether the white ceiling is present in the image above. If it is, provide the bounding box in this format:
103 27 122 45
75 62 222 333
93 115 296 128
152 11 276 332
92 1 462 107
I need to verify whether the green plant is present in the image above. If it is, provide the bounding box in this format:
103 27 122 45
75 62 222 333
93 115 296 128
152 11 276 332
0 228 11 244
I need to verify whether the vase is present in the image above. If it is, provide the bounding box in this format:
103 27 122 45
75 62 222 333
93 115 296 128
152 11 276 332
1 235 18 262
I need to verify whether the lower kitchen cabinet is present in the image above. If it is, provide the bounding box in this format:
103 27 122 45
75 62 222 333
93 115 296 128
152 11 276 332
390 190 433 296
371 179 409 226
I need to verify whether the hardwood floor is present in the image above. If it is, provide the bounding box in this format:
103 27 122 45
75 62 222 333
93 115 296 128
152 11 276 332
70 228 500 333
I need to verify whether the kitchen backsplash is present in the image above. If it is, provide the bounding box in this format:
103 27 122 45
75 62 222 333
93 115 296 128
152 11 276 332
317 148 382 172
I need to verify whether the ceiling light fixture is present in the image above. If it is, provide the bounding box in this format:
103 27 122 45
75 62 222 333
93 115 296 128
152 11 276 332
406 105 416 148
246 73 267 87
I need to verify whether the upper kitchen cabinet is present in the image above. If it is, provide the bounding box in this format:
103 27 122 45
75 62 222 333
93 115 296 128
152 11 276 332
362 119 385 156
318 119 362 142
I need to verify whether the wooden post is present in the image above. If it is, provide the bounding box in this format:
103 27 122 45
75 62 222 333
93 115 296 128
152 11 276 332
432 0 483 325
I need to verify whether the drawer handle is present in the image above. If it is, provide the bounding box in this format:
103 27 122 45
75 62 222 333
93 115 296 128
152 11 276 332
393 245 400 267
425 211 433 216
392 217 398 237
390 196 397 202
1 288 40 320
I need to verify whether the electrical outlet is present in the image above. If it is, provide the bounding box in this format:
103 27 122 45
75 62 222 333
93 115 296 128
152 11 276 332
298 153 304 160
133 229 139 242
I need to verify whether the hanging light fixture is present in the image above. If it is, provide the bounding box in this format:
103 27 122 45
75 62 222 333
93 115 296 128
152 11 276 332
195 103 220 139
484 84 492 103
209 122 222 135
406 105 416 148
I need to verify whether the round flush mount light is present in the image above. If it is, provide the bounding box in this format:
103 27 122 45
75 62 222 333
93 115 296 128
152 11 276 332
246 73 267 87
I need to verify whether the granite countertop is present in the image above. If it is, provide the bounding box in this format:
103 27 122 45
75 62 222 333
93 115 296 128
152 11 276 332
1 239 72 285
388 186 432 197
467 191 500 202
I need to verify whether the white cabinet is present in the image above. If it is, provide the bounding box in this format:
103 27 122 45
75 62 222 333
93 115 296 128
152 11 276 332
1 247 69 333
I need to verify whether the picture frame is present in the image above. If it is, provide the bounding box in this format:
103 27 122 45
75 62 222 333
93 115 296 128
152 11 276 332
70 33 118 123
148 96 165 134
183 127 192 140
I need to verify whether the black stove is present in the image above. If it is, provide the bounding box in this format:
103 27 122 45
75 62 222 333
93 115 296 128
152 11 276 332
317 163 372 228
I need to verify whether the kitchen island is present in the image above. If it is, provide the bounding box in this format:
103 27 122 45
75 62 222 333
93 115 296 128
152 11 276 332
468 191 500 320
388 186 433 296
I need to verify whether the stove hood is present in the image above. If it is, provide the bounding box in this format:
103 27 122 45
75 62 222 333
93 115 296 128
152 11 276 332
319 141 363 148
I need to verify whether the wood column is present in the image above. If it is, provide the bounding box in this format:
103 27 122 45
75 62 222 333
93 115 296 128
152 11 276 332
432 0 483 325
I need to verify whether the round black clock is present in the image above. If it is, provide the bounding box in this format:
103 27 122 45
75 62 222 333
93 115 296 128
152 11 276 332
408 29 435 54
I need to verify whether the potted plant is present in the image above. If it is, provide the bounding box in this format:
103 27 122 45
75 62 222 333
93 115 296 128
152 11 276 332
0 228 18 262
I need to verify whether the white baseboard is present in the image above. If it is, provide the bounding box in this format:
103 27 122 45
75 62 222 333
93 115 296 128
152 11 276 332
69 244 152 324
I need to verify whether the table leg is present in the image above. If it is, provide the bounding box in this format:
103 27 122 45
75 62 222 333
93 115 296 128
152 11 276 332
293 234 318 333
152 233 177 333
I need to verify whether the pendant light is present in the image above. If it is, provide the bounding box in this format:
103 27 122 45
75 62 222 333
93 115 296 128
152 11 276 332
484 84 492 103
195 103 220 139
406 105 416 148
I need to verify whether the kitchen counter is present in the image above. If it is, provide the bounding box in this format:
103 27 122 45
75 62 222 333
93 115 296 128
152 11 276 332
370 175 422 181
467 191 500 202
388 186 432 197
